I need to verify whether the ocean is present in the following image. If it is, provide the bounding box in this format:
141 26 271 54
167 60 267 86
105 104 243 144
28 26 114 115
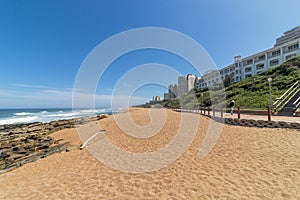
0 108 115 125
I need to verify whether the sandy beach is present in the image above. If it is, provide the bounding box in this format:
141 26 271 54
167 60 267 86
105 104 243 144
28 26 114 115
0 108 299 199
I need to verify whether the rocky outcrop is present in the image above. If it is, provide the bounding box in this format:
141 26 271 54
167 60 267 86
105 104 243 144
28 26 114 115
0 114 107 173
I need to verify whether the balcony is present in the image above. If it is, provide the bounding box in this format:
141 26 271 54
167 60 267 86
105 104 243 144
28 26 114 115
256 63 265 71
283 43 299 54
254 55 266 63
243 59 253 66
270 59 279 67
267 49 281 59
244 67 252 73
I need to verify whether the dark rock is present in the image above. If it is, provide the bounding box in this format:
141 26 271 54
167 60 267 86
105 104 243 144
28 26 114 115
0 150 10 158
28 122 43 128
0 113 111 172
11 142 17 147
9 154 23 160
17 148 27 154
0 142 12 149
0 132 10 136
9 129 25 134
28 134 38 140
39 143 50 150
12 147 19 152
25 138 35 144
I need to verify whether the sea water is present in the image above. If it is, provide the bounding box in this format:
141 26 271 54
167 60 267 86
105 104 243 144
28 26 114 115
0 108 115 125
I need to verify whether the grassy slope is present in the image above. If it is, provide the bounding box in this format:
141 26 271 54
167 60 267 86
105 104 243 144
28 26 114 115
225 56 300 109
160 56 300 109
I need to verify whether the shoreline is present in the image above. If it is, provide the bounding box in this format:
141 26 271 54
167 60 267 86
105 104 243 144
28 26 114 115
0 114 108 173
0 108 115 126
0 108 299 198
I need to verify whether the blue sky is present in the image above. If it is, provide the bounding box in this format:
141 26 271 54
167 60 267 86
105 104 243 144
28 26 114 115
0 0 300 108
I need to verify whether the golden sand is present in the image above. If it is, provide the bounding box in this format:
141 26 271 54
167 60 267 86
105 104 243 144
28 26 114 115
0 108 299 199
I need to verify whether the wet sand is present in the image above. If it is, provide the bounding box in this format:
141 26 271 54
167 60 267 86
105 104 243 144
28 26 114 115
0 108 299 199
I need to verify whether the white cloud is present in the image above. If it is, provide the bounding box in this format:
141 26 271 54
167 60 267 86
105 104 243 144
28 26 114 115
12 84 49 89
105 88 113 92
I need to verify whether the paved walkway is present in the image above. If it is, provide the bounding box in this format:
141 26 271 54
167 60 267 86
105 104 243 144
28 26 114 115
172 108 300 124
223 113 300 123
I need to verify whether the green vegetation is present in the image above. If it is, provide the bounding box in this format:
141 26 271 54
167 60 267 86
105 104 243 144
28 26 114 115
141 56 300 109
226 56 300 109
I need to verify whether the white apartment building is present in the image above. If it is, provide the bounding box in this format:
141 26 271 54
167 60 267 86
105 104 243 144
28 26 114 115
196 69 220 89
177 74 197 96
152 96 161 102
187 74 197 92
197 26 300 89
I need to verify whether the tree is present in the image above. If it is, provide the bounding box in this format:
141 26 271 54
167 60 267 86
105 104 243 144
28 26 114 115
223 74 233 87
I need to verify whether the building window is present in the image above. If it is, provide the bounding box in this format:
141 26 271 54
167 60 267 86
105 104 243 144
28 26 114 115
255 54 266 62
257 55 266 61
287 43 299 51
271 49 281 56
245 67 252 73
256 63 264 70
286 54 297 60
245 74 252 78
270 59 279 66
243 59 253 66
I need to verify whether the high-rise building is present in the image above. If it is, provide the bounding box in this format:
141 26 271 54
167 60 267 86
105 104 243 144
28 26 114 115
168 84 178 99
152 96 161 102
163 93 169 100
187 74 197 92
177 76 187 96
177 74 197 96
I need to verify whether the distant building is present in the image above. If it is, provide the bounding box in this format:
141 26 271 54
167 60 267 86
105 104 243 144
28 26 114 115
196 70 220 89
197 26 300 88
187 74 197 92
168 84 178 98
152 96 161 102
177 76 187 96
163 93 169 100
177 74 197 96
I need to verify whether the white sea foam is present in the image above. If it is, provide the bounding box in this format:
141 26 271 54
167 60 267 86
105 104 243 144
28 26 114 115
14 112 34 116
0 116 39 125
0 108 113 125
